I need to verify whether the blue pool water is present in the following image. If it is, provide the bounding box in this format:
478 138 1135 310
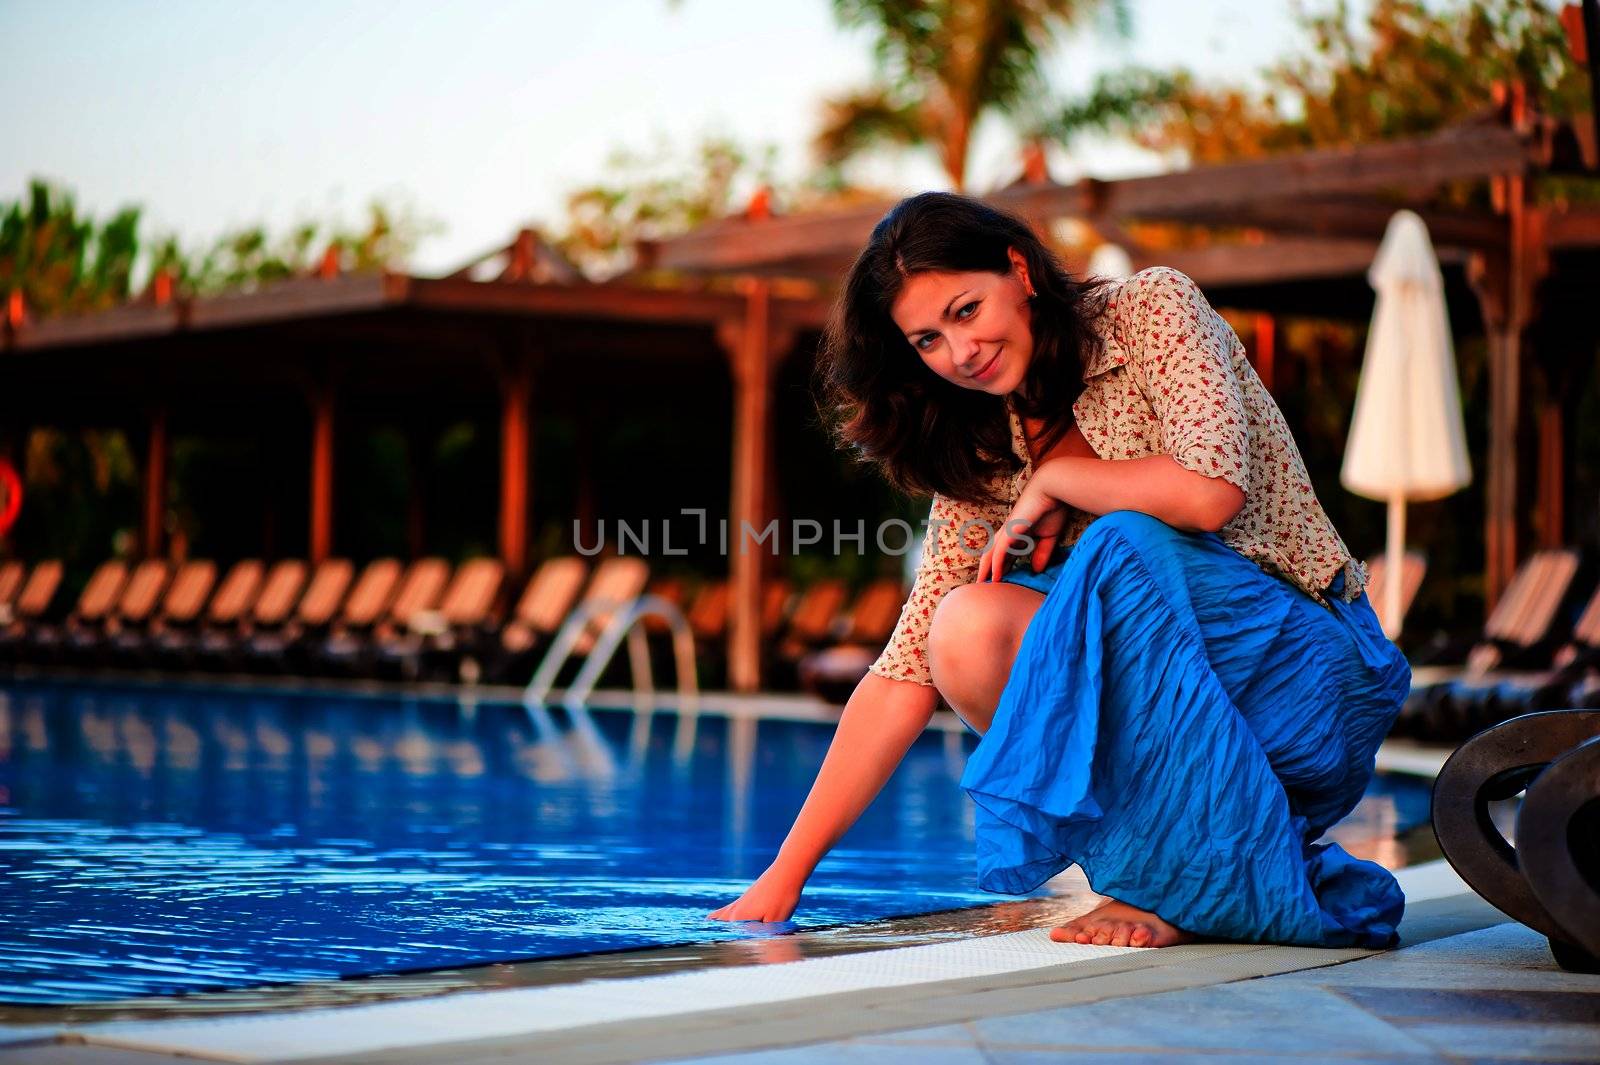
0 679 1432 1005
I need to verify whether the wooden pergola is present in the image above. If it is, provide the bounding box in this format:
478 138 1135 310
641 97 1600 614
1 238 827 691
4 98 1596 691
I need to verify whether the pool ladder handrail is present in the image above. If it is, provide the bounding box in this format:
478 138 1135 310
522 594 700 713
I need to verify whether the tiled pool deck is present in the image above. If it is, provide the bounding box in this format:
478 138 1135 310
3 860 1595 1064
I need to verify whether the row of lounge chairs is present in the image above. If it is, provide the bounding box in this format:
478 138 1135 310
0 556 907 690
1396 548 1600 740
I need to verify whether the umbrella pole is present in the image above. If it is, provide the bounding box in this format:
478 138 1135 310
1385 492 1406 640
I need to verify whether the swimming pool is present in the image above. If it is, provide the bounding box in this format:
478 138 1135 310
0 678 1433 1006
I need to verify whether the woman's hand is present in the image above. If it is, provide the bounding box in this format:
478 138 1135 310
976 470 1069 582
708 863 805 923
708 675 937 926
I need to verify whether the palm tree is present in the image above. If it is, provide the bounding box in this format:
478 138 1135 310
816 0 1128 190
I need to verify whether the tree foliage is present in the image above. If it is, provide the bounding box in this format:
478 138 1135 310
1052 0 1589 164
1 180 431 317
817 0 1129 188
556 133 892 278
0 180 141 315
148 201 432 297
557 136 779 278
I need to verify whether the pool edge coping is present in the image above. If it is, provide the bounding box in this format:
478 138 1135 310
46 890 1506 1065
13 862 1493 1065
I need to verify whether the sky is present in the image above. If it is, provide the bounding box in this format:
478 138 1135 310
3 0 1319 274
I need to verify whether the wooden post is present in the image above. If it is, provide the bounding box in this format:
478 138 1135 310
1251 312 1276 393
1536 397 1564 550
141 407 169 558
721 282 773 694
498 355 533 582
1469 84 1545 613
1484 320 1520 608
309 383 335 564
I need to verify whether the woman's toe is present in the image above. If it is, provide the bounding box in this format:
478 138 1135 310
1109 922 1134 947
1091 927 1112 945
1129 924 1152 947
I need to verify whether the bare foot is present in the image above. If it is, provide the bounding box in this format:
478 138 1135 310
1049 898 1194 948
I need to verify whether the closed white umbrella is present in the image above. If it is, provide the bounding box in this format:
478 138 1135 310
1341 210 1471 637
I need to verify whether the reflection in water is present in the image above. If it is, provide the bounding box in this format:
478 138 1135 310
0 679 1432 1006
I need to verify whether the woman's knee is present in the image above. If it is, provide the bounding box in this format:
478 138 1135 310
927 584 1031 698
927 585 980 684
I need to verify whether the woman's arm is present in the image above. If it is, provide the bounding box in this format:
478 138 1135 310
977 455 1244 582
1037 454 1244 533
708 671 939 922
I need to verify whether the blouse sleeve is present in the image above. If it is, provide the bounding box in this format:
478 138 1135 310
869 491 1005 687
1121 267 1251 495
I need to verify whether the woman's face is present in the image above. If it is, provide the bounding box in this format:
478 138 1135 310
889 247 1034 396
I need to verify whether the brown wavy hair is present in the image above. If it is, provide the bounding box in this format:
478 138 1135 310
817 191 1110 506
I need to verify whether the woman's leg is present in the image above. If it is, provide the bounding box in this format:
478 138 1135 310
930 574 1188 948
926 582 1043 735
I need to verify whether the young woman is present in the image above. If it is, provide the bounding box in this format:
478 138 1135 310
709 192 1411 950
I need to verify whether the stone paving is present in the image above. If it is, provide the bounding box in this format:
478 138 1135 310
661 922 1600 1065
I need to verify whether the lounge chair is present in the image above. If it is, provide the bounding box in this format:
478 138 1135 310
195 559 309 666
686 579 729 642
1563 588 1600 708
317 558 445 675
373 558 504 681
155 559 263 668
568 556 651 668
771 578 850 687
0 560 62 665
1441 579 1600 723
684 578 728 688
687 578 791 639
834 577 906 646
763 578 794 641
0 561 24 617
683 576 791 689
108 559 217 666
485 557 590 684
1398 548 1584 740
241 558 353 672
252 560 312 627
1363 549 1426 637
57 559 168 665
27 559 129 662
495 556 649 686
798 577 909 702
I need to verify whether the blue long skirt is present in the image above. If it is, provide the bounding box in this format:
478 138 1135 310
967 510 1412 948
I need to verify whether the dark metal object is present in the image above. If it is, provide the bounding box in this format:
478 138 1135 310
1519 735 1600 970
1432 710 1600 970
1432 712 1592 938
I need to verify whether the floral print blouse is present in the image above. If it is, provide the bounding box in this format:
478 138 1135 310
870 266 1366 688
